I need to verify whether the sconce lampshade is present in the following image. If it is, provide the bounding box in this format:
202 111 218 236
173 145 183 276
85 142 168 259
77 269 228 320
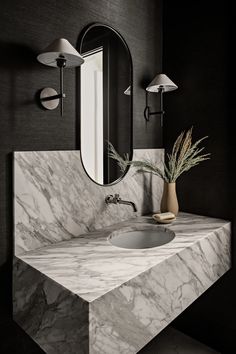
124 85 131 95
37 38 84 67
146 73 178 93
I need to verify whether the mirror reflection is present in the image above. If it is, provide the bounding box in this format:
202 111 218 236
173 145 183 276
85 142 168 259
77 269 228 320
79 24 133 185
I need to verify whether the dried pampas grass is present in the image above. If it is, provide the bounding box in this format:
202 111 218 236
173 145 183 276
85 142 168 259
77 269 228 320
108 128 210 183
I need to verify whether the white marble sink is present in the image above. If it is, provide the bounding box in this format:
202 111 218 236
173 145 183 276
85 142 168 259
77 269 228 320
108 226 175 249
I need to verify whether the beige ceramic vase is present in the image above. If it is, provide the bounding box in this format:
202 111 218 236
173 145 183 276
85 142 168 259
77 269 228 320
160 182 179 216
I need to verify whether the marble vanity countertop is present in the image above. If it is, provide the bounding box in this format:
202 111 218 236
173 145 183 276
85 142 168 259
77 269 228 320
18 212 231 303
14 212 231 354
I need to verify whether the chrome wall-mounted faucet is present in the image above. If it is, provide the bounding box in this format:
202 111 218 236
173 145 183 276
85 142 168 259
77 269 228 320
105 194 137 212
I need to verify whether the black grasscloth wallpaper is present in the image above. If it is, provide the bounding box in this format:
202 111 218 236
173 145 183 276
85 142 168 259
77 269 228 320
163 1 234 353
0 0 162 352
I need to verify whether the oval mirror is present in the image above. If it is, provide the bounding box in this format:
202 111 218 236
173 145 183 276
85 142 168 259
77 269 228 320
78 23 133 185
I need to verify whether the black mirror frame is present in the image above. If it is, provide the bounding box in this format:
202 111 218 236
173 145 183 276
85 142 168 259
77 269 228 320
76 23 133 187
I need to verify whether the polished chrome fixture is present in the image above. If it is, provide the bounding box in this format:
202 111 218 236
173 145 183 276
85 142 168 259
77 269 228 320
37 38 84 115
144 73 177 125
105 194 137 212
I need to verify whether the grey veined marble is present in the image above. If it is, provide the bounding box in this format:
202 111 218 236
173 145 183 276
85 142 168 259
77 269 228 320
13 213 231 354
14 149 164 255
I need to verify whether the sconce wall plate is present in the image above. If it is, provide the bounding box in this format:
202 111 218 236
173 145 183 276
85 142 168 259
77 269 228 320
40 88 60 110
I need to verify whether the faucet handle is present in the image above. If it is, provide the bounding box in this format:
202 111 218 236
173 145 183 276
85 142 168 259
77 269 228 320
105 195 114 204
114 193 120 202
105 194 121 204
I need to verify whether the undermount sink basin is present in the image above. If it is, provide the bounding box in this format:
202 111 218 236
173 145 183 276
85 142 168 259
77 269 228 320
108 227 175 249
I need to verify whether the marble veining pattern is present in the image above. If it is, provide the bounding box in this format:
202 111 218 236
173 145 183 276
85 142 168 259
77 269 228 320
13 257 89 354
19 213 230 302
14 149 164 255
14 213 231 354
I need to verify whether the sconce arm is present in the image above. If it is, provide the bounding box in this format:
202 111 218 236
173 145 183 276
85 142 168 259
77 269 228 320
41 93 66 102
144 106 165 121
149 110 165 115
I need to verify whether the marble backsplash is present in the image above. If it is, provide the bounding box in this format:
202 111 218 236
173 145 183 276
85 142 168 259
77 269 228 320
14 149 164 255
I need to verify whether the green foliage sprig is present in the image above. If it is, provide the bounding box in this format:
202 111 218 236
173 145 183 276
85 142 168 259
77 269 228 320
108 128 210 183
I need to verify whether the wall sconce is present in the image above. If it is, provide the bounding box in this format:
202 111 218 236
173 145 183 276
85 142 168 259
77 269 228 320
144 73 177 125
37 38 84 116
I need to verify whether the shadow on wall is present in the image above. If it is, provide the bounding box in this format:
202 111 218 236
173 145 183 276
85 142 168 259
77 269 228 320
0 262 12 316
0 301 45 354
0 153 14 316
0 42 42 122
0 42 37 68
0 43 39 308
141 172 154 215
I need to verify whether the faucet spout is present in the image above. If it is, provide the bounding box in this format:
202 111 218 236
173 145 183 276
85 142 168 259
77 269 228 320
105 194 137 212
117 199 137 212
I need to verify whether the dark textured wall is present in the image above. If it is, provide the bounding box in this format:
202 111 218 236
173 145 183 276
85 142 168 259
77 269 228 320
0 0 162 352
163 1 235 352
